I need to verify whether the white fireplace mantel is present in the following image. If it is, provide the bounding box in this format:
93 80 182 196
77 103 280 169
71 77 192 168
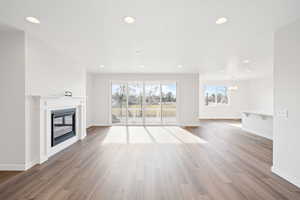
28 96 87 167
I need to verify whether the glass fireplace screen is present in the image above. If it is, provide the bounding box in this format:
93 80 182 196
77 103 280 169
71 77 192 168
51 108 76 147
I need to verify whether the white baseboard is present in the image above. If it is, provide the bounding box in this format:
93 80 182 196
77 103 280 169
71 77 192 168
49 136 79 158
90 123 200 127
91 123 112 127
179 122 200 127
271 166 300 188
0 159 40 171
0 164 26 171
242 127 273 140
198 117 241 120
25 158 39 170
39 156 48 165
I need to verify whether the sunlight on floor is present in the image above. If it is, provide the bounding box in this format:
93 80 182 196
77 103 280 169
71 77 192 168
146 127 181 144
101 126 127 144
128 126 153 144
165 127 208 144
101 126 208 144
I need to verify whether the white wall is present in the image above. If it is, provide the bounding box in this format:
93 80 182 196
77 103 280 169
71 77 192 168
0 29 88 170
0 30 26 170
26 36 86 97
86 73 94 128
87 73 199 126
247 77 273 113
241 77 274 140
272 19 300 187
25 35 87 169
199 79 251 119
242 113 273 140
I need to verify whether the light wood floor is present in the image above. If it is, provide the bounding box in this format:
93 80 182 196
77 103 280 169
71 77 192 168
0 120 300 200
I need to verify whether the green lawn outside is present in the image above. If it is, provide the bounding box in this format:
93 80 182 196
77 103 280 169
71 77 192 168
112 103 176 117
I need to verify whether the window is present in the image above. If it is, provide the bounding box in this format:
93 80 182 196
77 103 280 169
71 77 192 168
111 83 127 123
204 86 228 106
111 81 177 124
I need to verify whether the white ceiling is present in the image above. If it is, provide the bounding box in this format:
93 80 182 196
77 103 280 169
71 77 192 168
0 0 300 79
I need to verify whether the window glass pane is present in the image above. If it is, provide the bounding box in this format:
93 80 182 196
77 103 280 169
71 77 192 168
204 86 216 106
216 86 228 104
111 84 127 123
204 86 228 106
162 83 176 123
128 82 143 123
144 83 161 123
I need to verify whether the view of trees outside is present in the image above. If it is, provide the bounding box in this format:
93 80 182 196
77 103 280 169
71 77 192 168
111 82 176 124
144 83 161 123
111 84 127 123
128 83 143 123
161 84 176 123
204 86 228 106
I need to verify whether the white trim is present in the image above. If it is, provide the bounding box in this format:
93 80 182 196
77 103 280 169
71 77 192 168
109 81 112 124
90 122 199 127
179 122 201 127
242 127 273 140
126 82 129 123
39 156 48 165
242 111 273 117
25 158 39 170
29 96 87 166
198 117 241 120
272 166 300 188
0 164 26 171
48 136 79 158
143 82 146 124
90 123 113 127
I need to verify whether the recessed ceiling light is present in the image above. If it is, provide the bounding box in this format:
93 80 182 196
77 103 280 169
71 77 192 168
99 65 105 68
25 17 40 24
243 59 250 64
124 16 135 24
216 17 227 25
177 65 183 68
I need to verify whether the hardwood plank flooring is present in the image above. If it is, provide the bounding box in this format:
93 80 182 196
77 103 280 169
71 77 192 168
0 120 300 200
0 172 21 186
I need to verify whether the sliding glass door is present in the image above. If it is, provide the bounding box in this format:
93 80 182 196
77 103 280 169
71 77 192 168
111 83 127 123
111 81 177 124
127 82 143 124
144 83 161 124
161 83 177 123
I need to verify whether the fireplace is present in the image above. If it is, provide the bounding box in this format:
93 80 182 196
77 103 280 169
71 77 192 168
51 108 76 147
